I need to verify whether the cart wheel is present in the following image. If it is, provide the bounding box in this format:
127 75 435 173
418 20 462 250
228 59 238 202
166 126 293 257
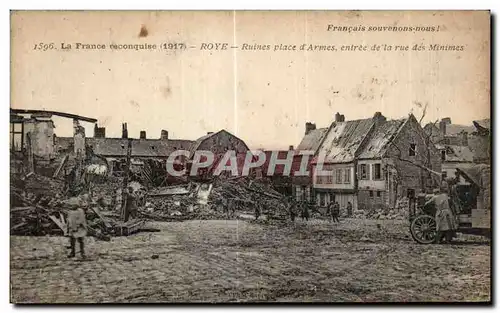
410 214 437 244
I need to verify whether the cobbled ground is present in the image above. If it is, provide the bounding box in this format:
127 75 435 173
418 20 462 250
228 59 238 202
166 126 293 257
10 218 490 303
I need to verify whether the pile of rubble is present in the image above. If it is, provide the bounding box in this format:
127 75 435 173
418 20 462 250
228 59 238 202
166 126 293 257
11 172 65 197
137 178 289 221
352 198 410 220
10 188 150 240
210 178 289 219
12 191 101 238
10 172 150 239
139 185 199 221
11 152 292 237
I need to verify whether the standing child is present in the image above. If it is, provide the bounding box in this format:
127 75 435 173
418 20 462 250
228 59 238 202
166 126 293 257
124 187 137 221
67 205 88 259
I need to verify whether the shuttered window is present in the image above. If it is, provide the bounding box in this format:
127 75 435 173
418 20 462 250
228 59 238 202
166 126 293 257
344 168 350 183
373 164 381 180
336 169 342 183
358 164 368 180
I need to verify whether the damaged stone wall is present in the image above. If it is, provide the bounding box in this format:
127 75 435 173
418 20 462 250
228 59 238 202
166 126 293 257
385 115 442 198
23 119 56 158
357 190 387 211
73 119 86 157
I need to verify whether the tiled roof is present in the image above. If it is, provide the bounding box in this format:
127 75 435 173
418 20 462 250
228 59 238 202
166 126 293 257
296 128 328 152
167 139 193 151
316 118 374 163
87 138 169 157
82 138 194 157
357 119 407 159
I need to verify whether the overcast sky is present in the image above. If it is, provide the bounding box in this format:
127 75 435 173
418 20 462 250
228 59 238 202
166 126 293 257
11 11 490 149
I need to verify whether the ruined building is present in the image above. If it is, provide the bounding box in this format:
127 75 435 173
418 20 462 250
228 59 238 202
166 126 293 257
424 117 490 180
187 129 250 179
296 112 442 211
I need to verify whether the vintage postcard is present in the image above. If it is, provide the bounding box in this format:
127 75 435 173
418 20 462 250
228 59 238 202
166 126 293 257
10 10 491 303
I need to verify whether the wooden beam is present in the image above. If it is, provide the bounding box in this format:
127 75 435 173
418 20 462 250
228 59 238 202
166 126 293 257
10 109 97 123
53 155 68 178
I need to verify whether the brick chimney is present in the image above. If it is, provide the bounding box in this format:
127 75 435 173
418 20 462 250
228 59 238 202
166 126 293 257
335 112 342 122
161 130 169 140
334 113 346 122
93 124 106 138
122 123 128 139
305 122 316 135
439 117 451 135
442 117 452 124
289 145 294 150
372 112 386 127
439 120 447 135
140 131 146 139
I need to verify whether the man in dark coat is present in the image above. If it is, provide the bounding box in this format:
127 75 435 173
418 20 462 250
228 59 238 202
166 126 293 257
425 184 457 243
222 197 229 218
288 198 297 222
332 202 340 223
301 201 310 221
254 202 261 220
326 201 335 222
346 201 353 217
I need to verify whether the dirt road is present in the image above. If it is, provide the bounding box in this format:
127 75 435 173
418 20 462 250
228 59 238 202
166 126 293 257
10 218 490 303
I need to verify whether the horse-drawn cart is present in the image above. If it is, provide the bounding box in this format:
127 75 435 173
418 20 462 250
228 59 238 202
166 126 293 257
410 164 491 244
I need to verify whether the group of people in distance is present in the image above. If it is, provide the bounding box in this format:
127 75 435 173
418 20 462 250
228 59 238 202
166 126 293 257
285 198 352 223
217 195 352 223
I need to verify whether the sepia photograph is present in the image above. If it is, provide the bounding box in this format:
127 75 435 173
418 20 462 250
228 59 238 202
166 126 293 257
9 10 491 303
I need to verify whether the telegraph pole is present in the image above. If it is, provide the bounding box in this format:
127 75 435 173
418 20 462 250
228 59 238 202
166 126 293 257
120 139 132 222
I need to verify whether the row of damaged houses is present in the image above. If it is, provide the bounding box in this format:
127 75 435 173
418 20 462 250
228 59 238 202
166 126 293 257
290 112 441 211
290 112 491 212
10 108 491 212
